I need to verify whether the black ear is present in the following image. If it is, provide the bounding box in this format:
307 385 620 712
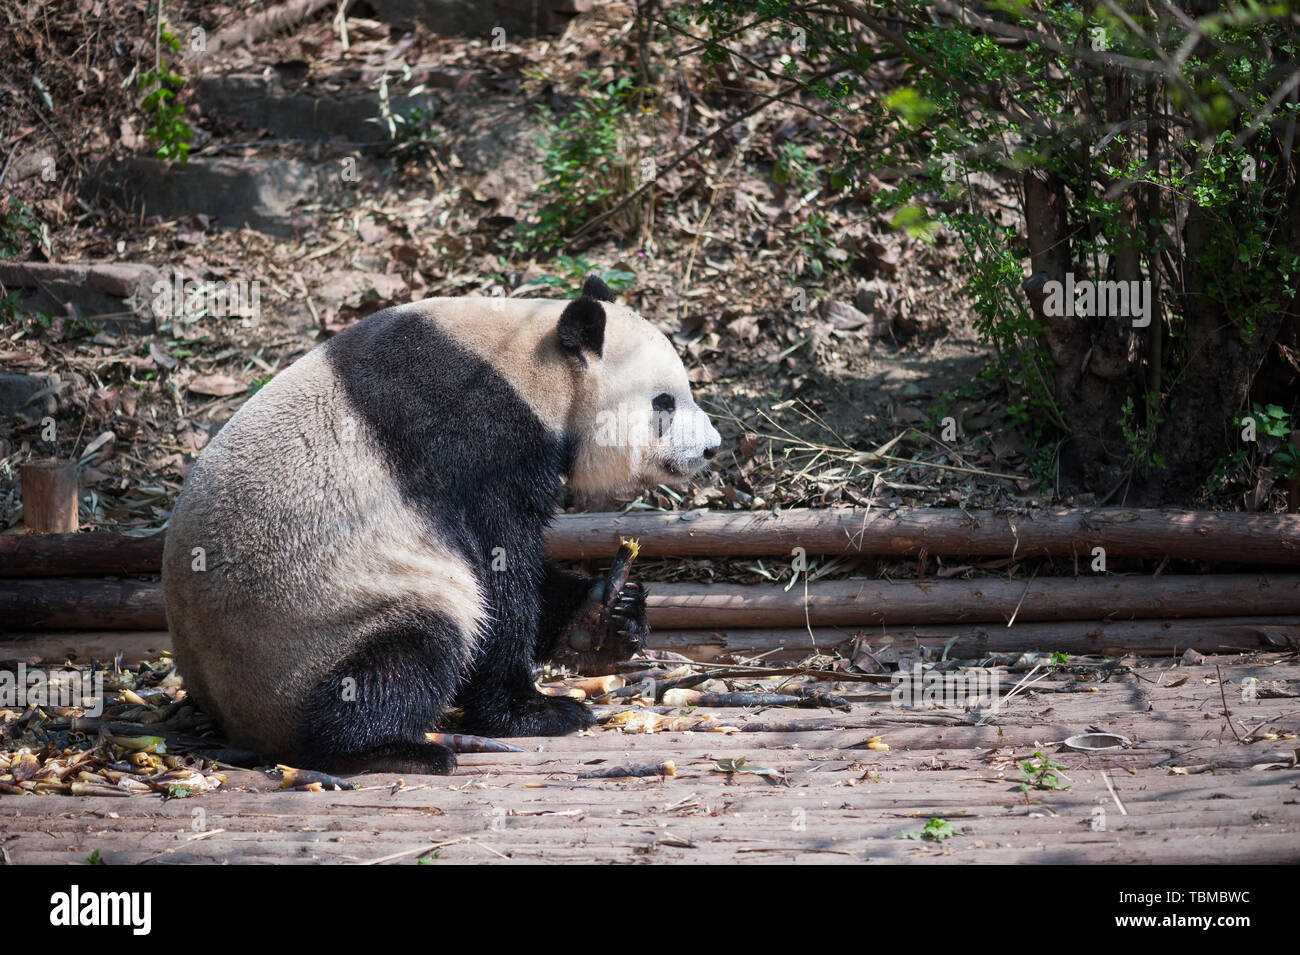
581 273 615 303
557 296 606 362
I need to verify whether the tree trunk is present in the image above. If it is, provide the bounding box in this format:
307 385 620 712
1143 202 1291 501
1023 167 1131 495
19 460 79 533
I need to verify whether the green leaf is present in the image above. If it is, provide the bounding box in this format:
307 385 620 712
883 88 936 127
890 204 939 241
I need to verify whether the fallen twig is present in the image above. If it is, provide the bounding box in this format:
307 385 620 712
578 760 676 779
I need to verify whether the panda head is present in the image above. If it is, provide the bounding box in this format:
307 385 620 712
558 275 721 494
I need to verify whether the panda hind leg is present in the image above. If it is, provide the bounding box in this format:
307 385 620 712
294 614 467 775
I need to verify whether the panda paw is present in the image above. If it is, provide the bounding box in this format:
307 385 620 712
475 693 594 738
550 580 648 674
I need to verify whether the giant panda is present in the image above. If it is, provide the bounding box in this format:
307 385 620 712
162 275 720 775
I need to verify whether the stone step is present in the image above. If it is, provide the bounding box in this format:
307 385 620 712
93 155 365 235
93 79 542 233
372 0 586 35
0 372 59 425
193 70 455 143
0 261 161 335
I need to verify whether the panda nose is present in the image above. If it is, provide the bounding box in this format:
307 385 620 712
702 446 717 460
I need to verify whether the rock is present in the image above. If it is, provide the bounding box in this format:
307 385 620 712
314 272 410 331
367 273 408 301
853 278 892 315
5 149 54 184
170 83 544 218
0 261 161 335
193 72 442 143
0 371 86 423
820 297 890 337
316 272 408 309
0 372 52 421
865 240 900 276
95 156 344 235
820 298 869 329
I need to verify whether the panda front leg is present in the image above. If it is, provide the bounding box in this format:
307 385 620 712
454 577 596 738
533 564 599 663
536 561 649 673
455 646 595 737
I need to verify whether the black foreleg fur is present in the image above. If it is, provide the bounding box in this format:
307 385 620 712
534 563 597 663
452 560 596 738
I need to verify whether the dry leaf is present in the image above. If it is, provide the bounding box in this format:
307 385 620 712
188 374 246 397
149 341 179 370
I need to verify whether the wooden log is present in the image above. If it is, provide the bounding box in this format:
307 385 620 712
0 579 165 630
644 575 1300 628
4 507 1300 577
6 615 1296 665
19 459 79 533
0 631 173 664
0 532 164 577
652 617 1300 660
544 507 1300 564
2 574 1297 632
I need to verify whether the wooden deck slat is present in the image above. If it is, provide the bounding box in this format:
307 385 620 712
2 658 1297 864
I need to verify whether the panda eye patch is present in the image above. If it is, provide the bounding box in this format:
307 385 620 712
652 393 676 412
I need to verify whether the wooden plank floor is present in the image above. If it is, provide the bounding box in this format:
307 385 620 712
3 656 1298 864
